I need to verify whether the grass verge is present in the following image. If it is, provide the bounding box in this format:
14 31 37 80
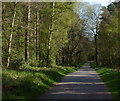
91 63 120 101
2 65 81 100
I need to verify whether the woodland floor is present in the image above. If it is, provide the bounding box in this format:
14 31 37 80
38 63 112 100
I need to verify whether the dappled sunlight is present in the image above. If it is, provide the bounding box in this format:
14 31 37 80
66 74 99 77
56 82 104 85
2 1 120 99
50 92 111 95
39 63 112 99
81 65 90 67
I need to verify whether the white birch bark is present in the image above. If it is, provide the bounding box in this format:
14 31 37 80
7 2 17 68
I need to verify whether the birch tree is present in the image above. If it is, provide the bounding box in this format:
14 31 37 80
47 2 55 66
25 1 30 63
7 2 17 68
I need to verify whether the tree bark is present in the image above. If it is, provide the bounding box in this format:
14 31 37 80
62 48 65 65
35 9 38 60
25 1 30 63
95 34 98 66
38 12 41 66
7 2 17 68
47 2 55 66
68 42 79 66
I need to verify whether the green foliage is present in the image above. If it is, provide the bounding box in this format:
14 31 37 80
10 58 24 69
2 1 120 100
2 2 87 67
2 65 80 99
29 59 40 67
98 2 120 68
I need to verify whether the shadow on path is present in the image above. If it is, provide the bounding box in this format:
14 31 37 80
38 63 112 100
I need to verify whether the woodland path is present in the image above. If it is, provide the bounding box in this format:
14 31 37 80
38 63 112 100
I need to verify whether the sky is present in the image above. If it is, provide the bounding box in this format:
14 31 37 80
81 0 115 6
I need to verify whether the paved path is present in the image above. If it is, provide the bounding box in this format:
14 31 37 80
38 63 112 100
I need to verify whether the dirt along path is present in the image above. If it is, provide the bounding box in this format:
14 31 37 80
38 63 112 100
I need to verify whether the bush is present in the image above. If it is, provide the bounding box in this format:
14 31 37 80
2 65 80 99
29 59 41 67
10 58 23 69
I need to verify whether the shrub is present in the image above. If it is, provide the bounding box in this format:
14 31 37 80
10 58 23 69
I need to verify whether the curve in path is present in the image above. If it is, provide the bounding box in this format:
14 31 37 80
38 63 112 100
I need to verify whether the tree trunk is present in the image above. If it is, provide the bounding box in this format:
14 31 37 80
68 42 78 66
67 36 70 66
62 48 65 65
47 2 55 66
7 2 17 68
37 12 41 66
68 53 72 66
35 9 38 60
25 1 30 63
95 34 98 66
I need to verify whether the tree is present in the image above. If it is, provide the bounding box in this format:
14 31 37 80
97 1 120 69
47 2 55 66
78 3 101 66
2 2 96 68
7 2 17 68
25 1 30 64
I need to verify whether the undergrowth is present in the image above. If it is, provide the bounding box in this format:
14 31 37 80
91 63 120 101
2 65 81 100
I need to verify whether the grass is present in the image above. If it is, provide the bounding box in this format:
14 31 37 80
2 65 81 100
91 63 120 101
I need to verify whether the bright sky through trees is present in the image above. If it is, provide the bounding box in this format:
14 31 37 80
82 0 115 6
